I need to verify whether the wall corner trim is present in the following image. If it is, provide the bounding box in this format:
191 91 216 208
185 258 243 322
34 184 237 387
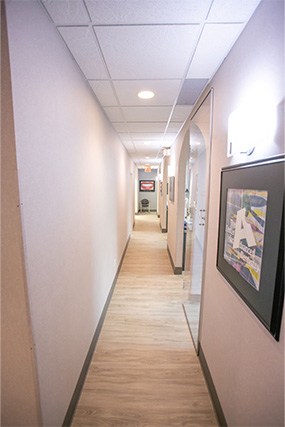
198 343 227 427
62 235 131 427
167 245 182 275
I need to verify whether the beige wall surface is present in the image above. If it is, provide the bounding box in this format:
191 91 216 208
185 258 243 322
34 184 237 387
1 3 42 425
5 1 134 425
201 1 284 425
168 0 284 425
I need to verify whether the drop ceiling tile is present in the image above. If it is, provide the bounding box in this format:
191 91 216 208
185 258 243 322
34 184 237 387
42 0 90 25
177 79 208 105
171 105 193 121
127 122 167 133
120 140 135 151
58 26 108 79
167 122 184 132
113 80 182 106
130 134 164 141
122 107 172 122
89 80 118 106
104 106 125 122
163 133 178 144
133 147 159 157
187 23 245 78
113 123 129 133
95 25 200 79
135 140 164 149
207 0 261 22
118 133 132 142
85 0 212 24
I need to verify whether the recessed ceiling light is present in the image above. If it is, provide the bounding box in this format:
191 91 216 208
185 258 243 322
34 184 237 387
138 90 155 100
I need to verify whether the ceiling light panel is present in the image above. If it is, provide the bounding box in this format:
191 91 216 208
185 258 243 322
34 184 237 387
41 0 90 25
95 25 200 79
85 0 212 24
138 90 154 99
58 26 108 79
187 23 245 79
207 0 262 22
122 107 172 122
113 80 182 106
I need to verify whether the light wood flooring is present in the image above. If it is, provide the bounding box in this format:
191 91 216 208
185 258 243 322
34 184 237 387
72 214 218 426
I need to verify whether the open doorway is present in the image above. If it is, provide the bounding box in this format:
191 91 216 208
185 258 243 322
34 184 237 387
138 168 158 214
182 90 213 351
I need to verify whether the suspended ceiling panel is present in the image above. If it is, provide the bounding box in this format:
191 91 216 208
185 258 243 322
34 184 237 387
187 23 245 78
89 81 118 106
94 25 200 80
42 0 262 167
121 107 172 123
58 26 108 79
85 0 213 24
207 0 262 22
113 80 182 107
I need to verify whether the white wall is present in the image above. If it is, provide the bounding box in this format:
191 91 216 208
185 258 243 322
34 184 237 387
2 3 41 425
168 0 284 425
5 1 134 425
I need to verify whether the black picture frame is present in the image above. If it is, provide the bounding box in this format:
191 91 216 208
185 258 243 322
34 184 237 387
139 180 155 192
217 155 284 340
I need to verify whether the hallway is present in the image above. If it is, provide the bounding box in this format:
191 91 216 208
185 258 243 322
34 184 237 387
72 214 217 426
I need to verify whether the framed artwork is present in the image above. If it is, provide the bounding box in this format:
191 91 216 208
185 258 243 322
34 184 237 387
217 155 284 340
139 180 155 192
169 176 175 202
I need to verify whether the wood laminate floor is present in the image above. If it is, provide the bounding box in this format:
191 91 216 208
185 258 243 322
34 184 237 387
72 214 218 427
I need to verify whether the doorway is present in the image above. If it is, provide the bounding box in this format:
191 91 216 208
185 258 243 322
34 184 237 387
182 90 213 351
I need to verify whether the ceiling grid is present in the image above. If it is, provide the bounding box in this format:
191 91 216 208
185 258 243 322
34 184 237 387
41 0 262 166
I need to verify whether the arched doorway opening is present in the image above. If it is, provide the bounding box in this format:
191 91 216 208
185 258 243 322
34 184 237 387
181 89 213 351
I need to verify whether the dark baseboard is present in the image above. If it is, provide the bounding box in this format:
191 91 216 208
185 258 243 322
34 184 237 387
198 343 227 427
167 245 182 275
161 228 167 233
157 214 160 218
62 236 131 427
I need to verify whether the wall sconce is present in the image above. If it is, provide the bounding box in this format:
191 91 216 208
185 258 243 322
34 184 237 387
227 104 276 157
227 109 255 156
144 165 152 173
163 147 171 156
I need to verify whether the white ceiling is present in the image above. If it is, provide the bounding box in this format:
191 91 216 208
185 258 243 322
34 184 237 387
41 0 261 167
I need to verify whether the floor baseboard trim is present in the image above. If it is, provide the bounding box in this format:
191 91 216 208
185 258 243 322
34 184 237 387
62 235 131 427
198 343 227 427
167 245 182 275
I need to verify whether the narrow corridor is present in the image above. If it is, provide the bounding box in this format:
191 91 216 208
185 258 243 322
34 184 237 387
72 214 217 426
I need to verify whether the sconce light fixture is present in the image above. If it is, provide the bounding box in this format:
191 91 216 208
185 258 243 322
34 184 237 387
162 147 171 156
227 103 276 157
